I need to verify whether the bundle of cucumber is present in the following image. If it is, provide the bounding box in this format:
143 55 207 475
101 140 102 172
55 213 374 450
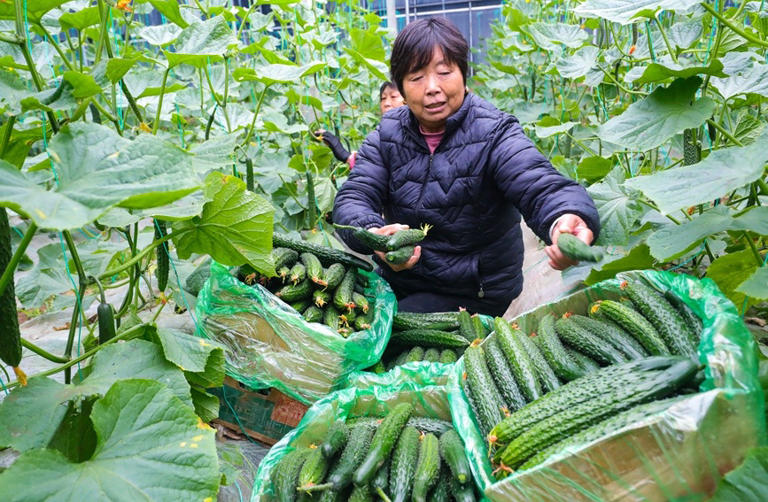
270 403 480 501
460 273 704 476
364 309 492 374
333 224 431 265
237 234 377 337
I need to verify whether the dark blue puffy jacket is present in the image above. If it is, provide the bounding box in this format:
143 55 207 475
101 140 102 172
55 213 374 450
332 93 600 307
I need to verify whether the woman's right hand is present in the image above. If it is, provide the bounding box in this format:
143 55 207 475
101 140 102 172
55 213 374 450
369 224 422 271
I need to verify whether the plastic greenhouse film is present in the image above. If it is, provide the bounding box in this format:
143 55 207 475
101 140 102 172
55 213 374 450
195 261 396 404
250 362 487 501
447 270 766 501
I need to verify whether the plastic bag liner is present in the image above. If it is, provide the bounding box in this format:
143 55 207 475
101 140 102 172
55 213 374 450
448 269 767 501
250 361 459 501
195 261 397 404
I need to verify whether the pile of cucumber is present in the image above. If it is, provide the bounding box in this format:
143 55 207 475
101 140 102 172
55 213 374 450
364 310 491 373
270 403 480 501
237 234 377 337
460 273 704 476
334 224 430 265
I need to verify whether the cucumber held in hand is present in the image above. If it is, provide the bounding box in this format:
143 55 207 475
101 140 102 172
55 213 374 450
386 224 431 251
386 246 415 265
333 223 391 252
557 233 603 262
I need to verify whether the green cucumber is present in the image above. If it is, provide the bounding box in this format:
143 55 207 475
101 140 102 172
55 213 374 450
406 346 425 362
154 219 169 291
274 448 311 502
569 314 648 360
590 300 670 356
326 424 375 490
439 349 458 364
471 315 489 339
393 311 461 330
423 348 440 362
533 315 584 381
368 360 387 374
386 225 431 251
273 247 300 271
313 289 330 308
299 447 329 489
554 316 628 365
427 467 451 502
483 337 527 412
333 223 391 252
352 292 369 313
349 484 373 502
458 310 475 341
412 433 441 502
495 318 542 402
290 298 312 313
354 403 414 486
276 279 313 303
301 252 327 286
334 268 357 311
450 474 477 502
664 290 703 343
567 349 600 374
277 266 291 282
463 345 506 432
290 263 307 284
389 426 420 502
323 263 346 290
439 429 471 484
274 233 373 271
461 375 489 437
556 233 603 262
303 305 323 323
516 329 561 392
372 462 390 501
406 417 453 435
324 305 341 332
390 329 470 349
322 420 350 458
385 246 415 265
354 310 373 331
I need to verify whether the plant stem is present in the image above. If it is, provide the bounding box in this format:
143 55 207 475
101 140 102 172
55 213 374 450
0 220 36 298
654 17 678 63
700 2 768 48
21 338 69 363
204 64 224 107
743 232 764 266
706 119 743 147
596 65 647 96
36 23 76 72
152 67 171 135
242 84 271 147
94 0 109 64
0 115 16 158
98 230 181 281
61 231 88 384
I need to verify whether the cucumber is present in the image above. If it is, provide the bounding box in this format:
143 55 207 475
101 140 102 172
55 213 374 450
276 279 313 303
313 289 330 308
349 484 373 502
354 310 374 331
333 223 391 252
303 305 323 323
590 300 670 356
273 247 300 271
326 424 375 490
423 348 440 362
334 268 357 311
439 429 471 484
406 346 425 363
352 292 369 313
290 263 307 284
458 309 475 341
427 467 451 502
619 275 697 357
483 337 527 412
393 311 461 330
569 314 648 360
385 246 415 265
392 350 409 368
183 256 212 296
323 263 346 290
386 225 431 251
0 209 23 371
439 349 458 364
299 447 329 489
496 358 699 468
290 298 312 313
367 360 387 374
461 375 489 437
274 448 311 502
450 474 477 502
354 403 414 486
372 462 390 501
324 305 341 332
495 318 542 402
554 317 628 365
301 252 327 286
412 433 441 502
471 315 489 339
274 233 373 271
556 233 603 262
567 349 600 374
533 315 584 381
97 301 116 344
154 219 169 291
406 417 453 435
340 308 357 327
390 329 470 349
516 329 561 392
489 357 685 446
277 266 291 282
463 345 506 431
389 426 420 502
322 420 350 458
664 290 703 343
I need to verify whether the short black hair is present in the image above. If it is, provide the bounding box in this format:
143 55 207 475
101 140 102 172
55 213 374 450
379 81 397 97
390 17 469 97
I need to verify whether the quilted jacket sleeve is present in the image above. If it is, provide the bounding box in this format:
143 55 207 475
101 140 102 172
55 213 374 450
488 118 600 244
331 128 389 254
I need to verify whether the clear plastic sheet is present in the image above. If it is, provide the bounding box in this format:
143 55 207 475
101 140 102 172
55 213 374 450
195 261 397 404
250 361 454 501
448 270 766 501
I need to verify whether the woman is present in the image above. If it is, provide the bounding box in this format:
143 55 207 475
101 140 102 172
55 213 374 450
315 82 405 168
332 18 600 316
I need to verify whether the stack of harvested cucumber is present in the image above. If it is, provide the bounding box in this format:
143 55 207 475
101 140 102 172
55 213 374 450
237 234 377 337
333 223 430 265
271 403 479 501
364 310 492 373
461 272 704 477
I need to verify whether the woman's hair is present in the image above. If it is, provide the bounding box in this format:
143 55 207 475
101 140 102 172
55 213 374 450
390 17 469 97
379 81 397 96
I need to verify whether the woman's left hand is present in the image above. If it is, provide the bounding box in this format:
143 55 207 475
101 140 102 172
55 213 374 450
545 214 594 270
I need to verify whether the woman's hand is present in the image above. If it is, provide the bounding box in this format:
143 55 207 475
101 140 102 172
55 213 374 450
544 214 594 271
369 224 422 271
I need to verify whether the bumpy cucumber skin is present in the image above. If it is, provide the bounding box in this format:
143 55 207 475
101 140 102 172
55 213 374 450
463 345 506 433
322 420 349 458
386 246 415 264
354 403 414 486
386 227 429 250
389 426 421 502
412 433 441 502
557 233 603 262
390 329 470 349
326 425 375 490
664 290 703 344
516 329 561 392
554 317 628 365
591 300 671 356
323 263 346 290
439 429 471 484
274 448 310 502
439 349 458 364
495 318 542 402
569 314 648 360
299 448 328 488
273 233 373 271
483 337 527 412
154 219 169 291
0 208 23 367
534 315 584 381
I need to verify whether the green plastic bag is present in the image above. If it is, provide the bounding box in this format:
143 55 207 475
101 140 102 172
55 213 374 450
449 270 767 501
195 261 396 404
250 361 459 501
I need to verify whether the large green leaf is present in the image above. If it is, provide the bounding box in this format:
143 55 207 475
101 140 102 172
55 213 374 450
0 69 33 115
587 166 644 246
0 0 67 22
525 22 589 51
138 23 182 46
624 134 768 214
534 119 579 138
97 192 206 227
0 124 201 230
156 328 224 383
233 61 327 85
647 207 768 261
173 171 275 275
62 71 102 99
585 244 656 285
597 77 714 151
165 16 237 68
345 47 389 81
105 58 139 84
577 156 614 183
349 27 385 60
737 266 768 301
632 58 726 85
574 0 701 25
667 20 704 50
707 249 761 313
0 339 190 452
556 46 599 80
710 447 768 502
148 0 189 28
58 6 103 30
711 63 768 99
0 379 219 502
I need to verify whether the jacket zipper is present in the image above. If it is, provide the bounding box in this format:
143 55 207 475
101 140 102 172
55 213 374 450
419 154 433 209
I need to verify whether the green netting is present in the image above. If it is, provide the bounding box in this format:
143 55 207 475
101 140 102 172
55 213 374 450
195 261 396 404
250 361 456 501
448 269 766 501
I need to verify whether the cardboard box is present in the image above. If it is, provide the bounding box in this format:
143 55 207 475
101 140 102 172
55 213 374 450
211 377 308 445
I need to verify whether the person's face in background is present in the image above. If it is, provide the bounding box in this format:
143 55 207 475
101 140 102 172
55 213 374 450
380 86 404 114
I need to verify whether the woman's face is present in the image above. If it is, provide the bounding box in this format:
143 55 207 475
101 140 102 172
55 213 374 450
401 46 465 133
380 86 404 114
